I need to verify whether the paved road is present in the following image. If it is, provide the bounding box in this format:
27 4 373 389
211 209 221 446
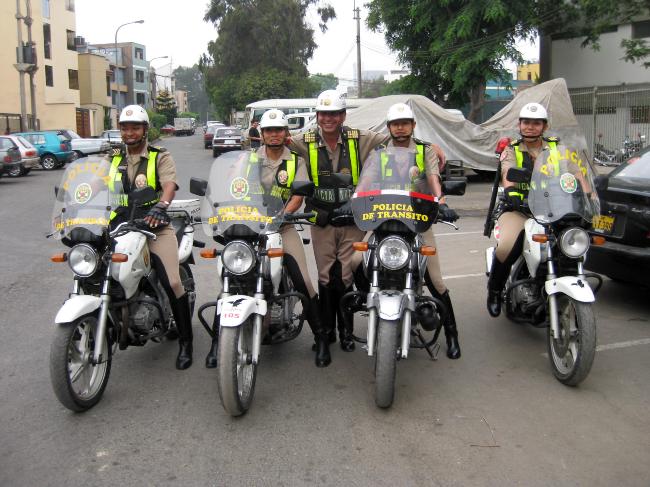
1 134 649 486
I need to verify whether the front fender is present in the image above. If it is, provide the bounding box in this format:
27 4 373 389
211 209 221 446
545 276 595 303
217 295 267 327
55 295 102 324
368 291 411 321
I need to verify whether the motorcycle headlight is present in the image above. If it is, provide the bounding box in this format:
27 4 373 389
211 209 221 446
377 236 410 270
559 228 590 258
221 241 256 275
68 244 99 277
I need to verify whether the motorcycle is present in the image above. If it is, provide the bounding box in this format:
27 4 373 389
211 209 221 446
338 146 466 408
190 151 314 416
485 141 602 386
48 157 200 412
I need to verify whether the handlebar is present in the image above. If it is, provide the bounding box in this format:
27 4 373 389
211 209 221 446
282 212 315 221
109 220 157 240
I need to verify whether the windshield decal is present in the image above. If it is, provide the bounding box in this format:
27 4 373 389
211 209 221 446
207 205 272 225
230 177 249 199
559 173 577 193
361 203 430 223
74 183 92 204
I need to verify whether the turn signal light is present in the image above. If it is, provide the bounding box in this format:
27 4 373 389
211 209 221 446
267 248 284 258
200 248 218 259
51 253 67 263
420 246 437 256
532 234 548 243
591 235 606 245
111 253 129 262
353 242 368 252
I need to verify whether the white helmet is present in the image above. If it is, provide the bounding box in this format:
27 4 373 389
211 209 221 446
519 102 548 121
316 90 346 112
386 103 415 123
119 105 149 125
260 109 288 129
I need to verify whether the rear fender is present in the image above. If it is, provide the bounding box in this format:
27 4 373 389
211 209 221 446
545 276 595 303
217 295 267 327
55 295 102 324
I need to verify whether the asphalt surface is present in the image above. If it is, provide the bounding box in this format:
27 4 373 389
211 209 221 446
1 133 649 486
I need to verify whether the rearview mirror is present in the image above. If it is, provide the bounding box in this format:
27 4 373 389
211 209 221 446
190 177 208 196
291 180 314 197
506 167 531 183
442 178 467 196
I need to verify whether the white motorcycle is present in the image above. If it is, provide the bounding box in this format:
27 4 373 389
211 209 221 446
48 157 200 412
190 151 313 416
485 143 602 386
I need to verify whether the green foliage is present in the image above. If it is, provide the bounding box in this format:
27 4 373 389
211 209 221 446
155 89 177 124
103 107 112 130
620 39 650 68
178 111 200 119
148 127 160 141
173 65 214 115
309 73 338 96
202 0 335 118
379 75 429 96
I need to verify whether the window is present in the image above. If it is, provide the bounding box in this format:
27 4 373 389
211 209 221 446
41 0 50 18
45 65 53 87
136 93 145 105
632 20 650 39
68 69 79 90
631 106 650 124
65 0 75 11
106 75 111 96
135 48 144 60
43 24 51 59
135 70 144 83
66 30 76 50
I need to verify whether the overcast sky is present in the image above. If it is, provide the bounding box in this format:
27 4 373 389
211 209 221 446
76 0 538 83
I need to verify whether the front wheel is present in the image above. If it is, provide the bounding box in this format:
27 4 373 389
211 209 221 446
217 320 257 416
49 314 112 411
547 296 596 387
375 319 399 408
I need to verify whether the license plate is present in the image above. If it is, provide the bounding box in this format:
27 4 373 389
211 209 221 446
225 139 236 144
592 214 615 233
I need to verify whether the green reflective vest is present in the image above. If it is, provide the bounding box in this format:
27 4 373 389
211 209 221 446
108 150 159 219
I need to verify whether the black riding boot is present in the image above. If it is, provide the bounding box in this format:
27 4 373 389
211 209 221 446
205 313 219 369
170 293 193 370
336 285 355 352
438 290 461 359
487 257 509 318
307 296 331 367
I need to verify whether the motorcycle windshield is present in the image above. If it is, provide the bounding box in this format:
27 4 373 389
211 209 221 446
528 143 600 224
51 157 124 240
351 146 438 233
200 150 284 237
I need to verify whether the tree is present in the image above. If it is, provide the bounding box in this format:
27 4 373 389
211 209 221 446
309 73 339 96
172 65 214 118
367 0 536 121
155 89 177 124
201 0 335 118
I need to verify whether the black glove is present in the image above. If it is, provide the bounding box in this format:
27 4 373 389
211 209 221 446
145 202 170 227
308 208 329 227
504 187 523 212
333 201 352 216
438 203 459 223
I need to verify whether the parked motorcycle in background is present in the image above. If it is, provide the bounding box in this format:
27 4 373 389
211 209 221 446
485 140 602 386
48 157 199 412
593 133 646 166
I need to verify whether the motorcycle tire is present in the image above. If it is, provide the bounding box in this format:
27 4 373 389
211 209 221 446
374 319 399 409
49 313 112 412
547 295 596 387
179 263 196 318
217 318 257 416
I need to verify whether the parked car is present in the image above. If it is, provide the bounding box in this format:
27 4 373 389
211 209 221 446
212 126 242 157
14 131 74 170
99 130 122 149
587 146 650 287
204 125 218 149
3 134 40 176
161 124 176 135
54 129 110 157
0 136 23 178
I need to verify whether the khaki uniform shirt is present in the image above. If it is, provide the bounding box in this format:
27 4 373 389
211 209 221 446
255 146 309 190
385 138 440 178
105 145 178 190
500 140 554 180
289 127 388 171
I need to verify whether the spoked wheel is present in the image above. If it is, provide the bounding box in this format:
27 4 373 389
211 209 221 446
374 319 399 408
217 319 257 416
49 314 112 412
547 295 596 386
40 154 59 171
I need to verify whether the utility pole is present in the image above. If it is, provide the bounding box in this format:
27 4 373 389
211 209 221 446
354 3 362 97
25 0 38 130
14 0 28 132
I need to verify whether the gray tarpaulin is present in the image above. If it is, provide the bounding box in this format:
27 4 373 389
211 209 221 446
342 78 586 171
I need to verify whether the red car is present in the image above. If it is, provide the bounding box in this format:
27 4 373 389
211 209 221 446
160 124 176 135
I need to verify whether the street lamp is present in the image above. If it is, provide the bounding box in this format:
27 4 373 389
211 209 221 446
114 19 144 116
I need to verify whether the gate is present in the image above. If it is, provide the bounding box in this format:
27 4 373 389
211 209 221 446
76 108 91 137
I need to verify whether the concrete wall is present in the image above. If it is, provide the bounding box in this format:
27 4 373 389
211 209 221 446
78 53 111 135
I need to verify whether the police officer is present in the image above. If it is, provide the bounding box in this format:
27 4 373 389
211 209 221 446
109 105 193 369
376 102 461 359
204 109 332 368
288 90 387 353
486 102 558 317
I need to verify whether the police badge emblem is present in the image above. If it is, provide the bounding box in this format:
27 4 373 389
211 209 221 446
559 173 577 194
134 174 148 189
230 177 249 199
277 170 288 185
409 166 420 181
74 183 92 204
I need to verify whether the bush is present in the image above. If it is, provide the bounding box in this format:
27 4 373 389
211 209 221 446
148 127 160 142
150 113 166 130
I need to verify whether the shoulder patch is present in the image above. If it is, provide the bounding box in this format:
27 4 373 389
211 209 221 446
374 143 387 151
413 138 430 147
346 129 359 139
111 147 122 156
544 136 559 142
147 145 166 152
510 138 523 146
303 131 317 143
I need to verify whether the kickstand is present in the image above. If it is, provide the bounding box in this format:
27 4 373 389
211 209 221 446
414 329 440 361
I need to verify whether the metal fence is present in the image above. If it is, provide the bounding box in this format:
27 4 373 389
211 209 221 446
569 84 650 160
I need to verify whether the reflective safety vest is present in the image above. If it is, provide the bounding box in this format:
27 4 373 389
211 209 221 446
246 151 297 201
108 150 159 219
509 139 559 201
381 143 425 179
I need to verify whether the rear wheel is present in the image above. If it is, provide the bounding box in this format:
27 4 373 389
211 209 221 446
375 319 399 408
548 295 596 386
49 314 112 412
40 154 58 170
217 319 257 416
7 165 24 177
